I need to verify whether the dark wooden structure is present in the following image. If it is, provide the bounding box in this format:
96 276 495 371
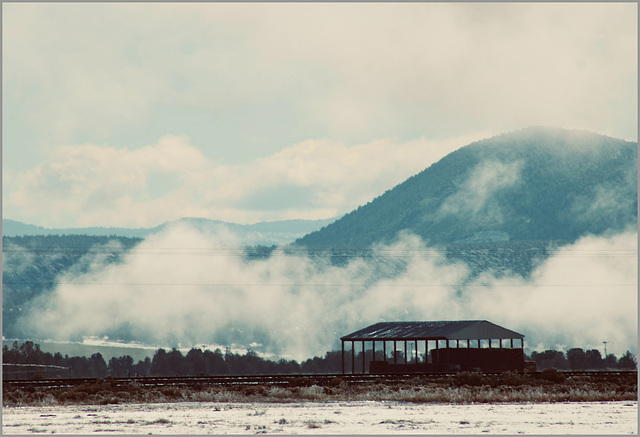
340 320 525 374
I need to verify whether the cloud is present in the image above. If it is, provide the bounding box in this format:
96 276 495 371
3 2 636 165
5 131 492 228
465 230 638 354
17 225 637 361
6 136 211 227
437 160 523 224
568 162 638 232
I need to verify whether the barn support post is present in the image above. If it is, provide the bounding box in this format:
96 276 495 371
425 340 429 364
341 340 345 374
467 339 470 369
362 341 366 374
485 339 491 370
383 341 387 362
351 341 355 375
404 341 408 365
373 341 376 361
414 340 418 365
394 341 397 364
424 341 428 365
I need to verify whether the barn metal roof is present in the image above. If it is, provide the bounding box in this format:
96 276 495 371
341 320 524 341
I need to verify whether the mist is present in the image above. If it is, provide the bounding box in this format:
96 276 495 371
18 223 637 361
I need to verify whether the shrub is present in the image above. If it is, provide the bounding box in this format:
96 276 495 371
288 377 312 387
454 371 485 387
305 420 322 429
329 377 344 387
502 370 526 387
541 368 566 383
267 386 291 399
298 385 325 400
159 387 182 397
75 383 103 395
242 385 267 397
59 391 88 402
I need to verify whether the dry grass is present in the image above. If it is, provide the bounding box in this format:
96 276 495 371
3 372 636 407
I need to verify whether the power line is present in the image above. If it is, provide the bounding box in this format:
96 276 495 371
3 281 635 287
3 246 636 257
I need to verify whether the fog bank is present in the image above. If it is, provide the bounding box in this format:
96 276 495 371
19 224 637 361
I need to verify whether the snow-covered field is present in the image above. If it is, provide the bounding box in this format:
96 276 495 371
3 401 637 434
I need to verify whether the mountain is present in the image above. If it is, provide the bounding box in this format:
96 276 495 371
3 217 335 246
2 219 151 239
294 127 637 273
152 217 335 246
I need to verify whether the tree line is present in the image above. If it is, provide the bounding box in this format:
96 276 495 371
1 341 341 379
527 348 637 371
2 341 636 380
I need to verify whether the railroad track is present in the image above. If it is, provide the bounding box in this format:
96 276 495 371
3 371 636 390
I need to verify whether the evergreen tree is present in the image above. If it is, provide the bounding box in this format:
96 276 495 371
584 349 604 370
567 348 588 370
89 353 107 377
617 351 637 369
185 348 206 375
204 349 228 374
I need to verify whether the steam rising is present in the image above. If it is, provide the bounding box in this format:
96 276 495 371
19 225 637 361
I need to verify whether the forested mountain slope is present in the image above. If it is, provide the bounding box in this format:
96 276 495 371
294 127 637 273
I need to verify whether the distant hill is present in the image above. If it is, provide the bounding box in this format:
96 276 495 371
294 127 637 273
2 219 151 239
3 217 335 246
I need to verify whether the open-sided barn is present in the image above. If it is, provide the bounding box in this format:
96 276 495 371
340 320 525 373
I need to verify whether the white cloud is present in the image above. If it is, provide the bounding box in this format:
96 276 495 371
437 160 523 223
6 136 212 227
5 131 491 228
466 230 638 355
3 2 636 158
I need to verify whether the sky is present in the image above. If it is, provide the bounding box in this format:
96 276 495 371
3 2 637 229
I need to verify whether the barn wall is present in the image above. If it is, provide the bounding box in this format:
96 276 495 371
431 348 524 372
